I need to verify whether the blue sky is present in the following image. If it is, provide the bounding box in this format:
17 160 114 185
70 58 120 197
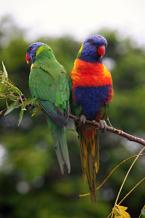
1 0 145 44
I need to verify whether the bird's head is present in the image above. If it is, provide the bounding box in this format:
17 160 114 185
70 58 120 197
25 42 47 64
78 35 107 63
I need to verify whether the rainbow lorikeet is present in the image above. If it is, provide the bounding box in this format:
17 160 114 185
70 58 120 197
25 42 70 174
70 35 113 201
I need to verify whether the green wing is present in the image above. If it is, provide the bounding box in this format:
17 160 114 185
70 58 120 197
29 65 69 126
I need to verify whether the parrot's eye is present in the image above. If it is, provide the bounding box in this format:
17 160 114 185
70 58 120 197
29 47 33 52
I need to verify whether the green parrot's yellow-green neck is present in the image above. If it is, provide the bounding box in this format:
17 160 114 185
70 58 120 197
34 46 56 65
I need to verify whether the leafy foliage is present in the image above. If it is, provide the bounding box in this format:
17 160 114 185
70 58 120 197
0 63 40 125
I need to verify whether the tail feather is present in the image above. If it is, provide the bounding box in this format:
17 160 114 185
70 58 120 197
53 125 71 174
79 126 99 201
55 144 65 174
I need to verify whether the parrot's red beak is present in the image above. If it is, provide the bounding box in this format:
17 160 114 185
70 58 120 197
25 53 31 64
97 45 106 57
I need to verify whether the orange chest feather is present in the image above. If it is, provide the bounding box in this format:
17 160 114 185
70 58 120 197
70 59 113 87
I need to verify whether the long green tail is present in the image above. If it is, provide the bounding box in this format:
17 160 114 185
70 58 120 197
40 100 70 173
52 123 71 174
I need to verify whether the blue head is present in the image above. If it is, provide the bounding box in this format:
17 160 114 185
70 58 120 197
78 35 107 63
25 42 45 64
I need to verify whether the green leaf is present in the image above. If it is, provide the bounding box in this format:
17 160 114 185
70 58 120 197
4 101 19 116
18 107 26 126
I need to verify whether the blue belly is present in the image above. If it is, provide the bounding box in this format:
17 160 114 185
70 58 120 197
74 86 111 120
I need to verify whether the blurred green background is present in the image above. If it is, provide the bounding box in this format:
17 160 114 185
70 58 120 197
0 15 145 218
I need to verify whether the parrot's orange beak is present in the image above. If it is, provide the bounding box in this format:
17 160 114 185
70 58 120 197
25 53 31 64
97 45 106 57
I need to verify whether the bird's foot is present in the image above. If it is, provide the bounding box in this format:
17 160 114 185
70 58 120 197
79 114 87 124
92 120 98 127
99 120 107 131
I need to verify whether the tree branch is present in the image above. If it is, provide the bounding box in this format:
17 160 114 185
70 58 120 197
1 95 145 147
69 114 145 147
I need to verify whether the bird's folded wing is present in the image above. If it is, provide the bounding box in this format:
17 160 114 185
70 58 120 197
29 67 69 126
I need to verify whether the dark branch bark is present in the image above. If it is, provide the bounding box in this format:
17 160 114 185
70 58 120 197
69 114 145 147
1 100 145 147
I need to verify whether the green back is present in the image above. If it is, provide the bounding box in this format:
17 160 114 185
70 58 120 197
29 45 69 112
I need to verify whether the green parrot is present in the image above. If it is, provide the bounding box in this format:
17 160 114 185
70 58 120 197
25 42 70 174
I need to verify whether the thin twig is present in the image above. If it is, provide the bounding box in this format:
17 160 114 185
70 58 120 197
79 153 145 198
114 147 145 205
69 114 145 147
118 176 145 205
